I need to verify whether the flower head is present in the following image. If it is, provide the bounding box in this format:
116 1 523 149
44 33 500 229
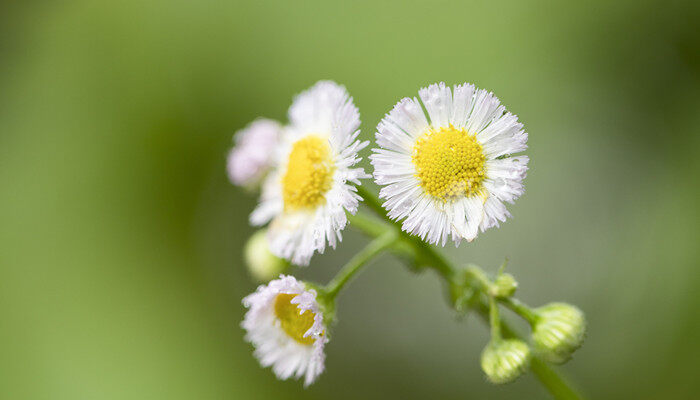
371 82 528 245
227 119 282 187
244 230 289 282
532 303 586 363
480 339 531 384
242 275 328 386
250 81 369 265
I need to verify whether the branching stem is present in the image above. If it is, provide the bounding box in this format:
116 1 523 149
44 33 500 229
350 185 584 400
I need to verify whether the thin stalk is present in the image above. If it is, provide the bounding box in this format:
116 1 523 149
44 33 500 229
501 297 539 325
488 296 501 341
324 230 397 299
347 213 415 259
530 357 584 400
357 185 388 218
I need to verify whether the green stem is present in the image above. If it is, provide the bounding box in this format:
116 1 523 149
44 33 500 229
323 230 397 299
488 296 501 341
357 185 388 218
347 213 415 259
352 186 584 400
530 357 583 400
465 265 538 325
347 210 389 238
501 297 539 325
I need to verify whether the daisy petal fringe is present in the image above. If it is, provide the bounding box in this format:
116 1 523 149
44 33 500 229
370 82 528 246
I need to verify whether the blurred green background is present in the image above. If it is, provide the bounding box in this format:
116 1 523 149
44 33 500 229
1 0 699 399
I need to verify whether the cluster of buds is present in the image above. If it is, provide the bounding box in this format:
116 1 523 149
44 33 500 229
475 269 586 384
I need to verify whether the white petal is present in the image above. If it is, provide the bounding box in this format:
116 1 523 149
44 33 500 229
450 83 476 129
384 97 430 139
484 156 529 203
465 89 506 134
419 82 452 129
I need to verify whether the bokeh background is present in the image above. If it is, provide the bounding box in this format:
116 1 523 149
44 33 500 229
2 0 699 399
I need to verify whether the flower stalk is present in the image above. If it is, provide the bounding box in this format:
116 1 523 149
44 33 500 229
323 230 398 300
353 185 584 400
501 297 538 325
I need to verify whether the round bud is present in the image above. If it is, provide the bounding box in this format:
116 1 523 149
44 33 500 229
480 339 531 384
244 230 289 282
491 273 518 298
532 302 586 364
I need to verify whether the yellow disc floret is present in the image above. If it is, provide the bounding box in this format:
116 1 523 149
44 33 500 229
282 136 335 211
274 293 317 345
412 125 486 201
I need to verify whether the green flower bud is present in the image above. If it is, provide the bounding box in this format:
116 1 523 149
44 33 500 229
491 273 518 298
244 230 289 282
532 302 586 364
480 339 531 384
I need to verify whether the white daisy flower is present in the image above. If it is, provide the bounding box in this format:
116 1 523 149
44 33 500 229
242 275 327 386
227 118 282 187
250 81 369 265
370 82 528 245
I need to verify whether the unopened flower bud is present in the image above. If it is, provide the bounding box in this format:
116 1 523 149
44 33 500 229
532 302 586 364
244 230 289 282
480 339 531 384
491 273 518 298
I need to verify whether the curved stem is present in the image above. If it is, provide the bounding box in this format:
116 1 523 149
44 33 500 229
323 229 397 300
347 213 415 259
352 186 584 400
409 239 583 400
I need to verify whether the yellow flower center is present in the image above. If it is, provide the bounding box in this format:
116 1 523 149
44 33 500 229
282 136 335 211
412 125 486 201
273 293 317 345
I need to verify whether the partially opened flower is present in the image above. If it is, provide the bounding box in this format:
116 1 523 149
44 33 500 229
250 81 369 265
242 275 328 386
371 82 528 245
227 119 282 188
